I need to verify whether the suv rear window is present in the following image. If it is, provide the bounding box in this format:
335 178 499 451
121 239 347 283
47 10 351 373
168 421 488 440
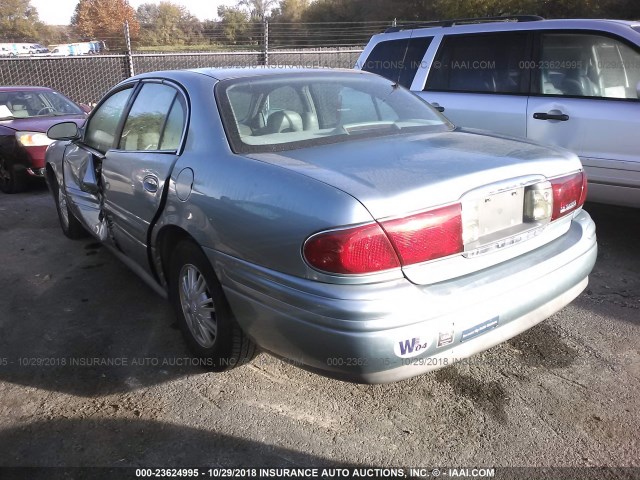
425 32 530 94
361 37 432 88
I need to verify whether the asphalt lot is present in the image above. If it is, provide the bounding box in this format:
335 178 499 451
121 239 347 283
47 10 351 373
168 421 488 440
0 184 638 474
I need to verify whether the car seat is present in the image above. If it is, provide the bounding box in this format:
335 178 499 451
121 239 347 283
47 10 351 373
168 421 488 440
267 110 304 133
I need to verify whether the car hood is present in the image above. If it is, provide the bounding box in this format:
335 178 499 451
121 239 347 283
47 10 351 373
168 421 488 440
246 128 583 219
0 115 86 133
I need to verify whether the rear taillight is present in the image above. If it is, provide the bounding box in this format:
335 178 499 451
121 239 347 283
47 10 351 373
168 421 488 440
550 171 587 220
303 223 400 274
380 204 463 265
303 204 463 275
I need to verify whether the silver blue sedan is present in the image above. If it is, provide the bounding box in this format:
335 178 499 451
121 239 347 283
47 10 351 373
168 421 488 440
44 68 597 383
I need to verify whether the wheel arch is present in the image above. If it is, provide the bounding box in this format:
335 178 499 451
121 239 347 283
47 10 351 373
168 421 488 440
154 225 203 290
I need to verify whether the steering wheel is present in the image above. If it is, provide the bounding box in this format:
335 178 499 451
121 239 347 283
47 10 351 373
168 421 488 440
36 106 55 115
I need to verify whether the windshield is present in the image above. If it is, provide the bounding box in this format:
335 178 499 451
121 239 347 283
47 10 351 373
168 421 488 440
0 90 83 119
633 26 640 34
216 72 451 154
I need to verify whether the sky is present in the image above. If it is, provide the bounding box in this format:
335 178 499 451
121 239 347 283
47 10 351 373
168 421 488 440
31 0 238 25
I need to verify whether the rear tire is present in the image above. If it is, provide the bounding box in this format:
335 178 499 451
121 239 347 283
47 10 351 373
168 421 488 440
169 240 257 371
52 177 87 239
0 156 27 194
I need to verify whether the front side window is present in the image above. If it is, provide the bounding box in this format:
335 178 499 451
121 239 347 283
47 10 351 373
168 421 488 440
84 87 133 153
120 83 184 151
362 37 433 88
537 33 640 100
217 73 450 154
426 32 529 94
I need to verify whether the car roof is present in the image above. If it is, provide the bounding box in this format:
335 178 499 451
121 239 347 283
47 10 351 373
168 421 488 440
0 86 55 93
131 67 370 83
372 18 640 39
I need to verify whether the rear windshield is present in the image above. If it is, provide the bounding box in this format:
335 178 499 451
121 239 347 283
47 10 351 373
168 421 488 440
216 72 451 154
633 26 640 34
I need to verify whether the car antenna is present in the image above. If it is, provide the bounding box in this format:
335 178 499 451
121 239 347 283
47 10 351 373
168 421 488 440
393 31 412 89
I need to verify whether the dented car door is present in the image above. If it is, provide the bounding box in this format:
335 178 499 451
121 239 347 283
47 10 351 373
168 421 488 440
100 82 187 273
63 86 135 240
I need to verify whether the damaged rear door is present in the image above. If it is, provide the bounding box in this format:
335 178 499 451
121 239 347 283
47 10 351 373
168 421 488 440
100 81 187 274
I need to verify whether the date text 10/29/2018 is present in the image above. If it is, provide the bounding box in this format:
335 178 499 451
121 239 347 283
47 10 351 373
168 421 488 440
135 468 416 478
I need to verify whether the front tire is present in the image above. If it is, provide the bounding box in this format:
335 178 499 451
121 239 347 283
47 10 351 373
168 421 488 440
0 156 27 194
52 177 87 239
169 240 256 371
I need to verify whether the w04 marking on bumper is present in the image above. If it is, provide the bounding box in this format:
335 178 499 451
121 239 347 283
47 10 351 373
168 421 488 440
461 317 499 343
394 336 430 358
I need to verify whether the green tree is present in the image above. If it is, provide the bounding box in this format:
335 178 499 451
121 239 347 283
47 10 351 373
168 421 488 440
71 0 140 43
217 5 251 44
0 0 44 41
238 0 278 21
137 1 202 46
270 0 309 22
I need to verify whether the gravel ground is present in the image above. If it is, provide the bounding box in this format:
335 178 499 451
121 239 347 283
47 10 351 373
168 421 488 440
0 185 638 475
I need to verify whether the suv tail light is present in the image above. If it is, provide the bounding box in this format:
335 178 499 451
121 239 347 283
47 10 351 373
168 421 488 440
550 172 587 220
303 204 463 275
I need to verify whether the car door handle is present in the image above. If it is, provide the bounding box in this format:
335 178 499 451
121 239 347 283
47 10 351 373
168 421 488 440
143 175 159 193
533 112 569 121
431 102 445 113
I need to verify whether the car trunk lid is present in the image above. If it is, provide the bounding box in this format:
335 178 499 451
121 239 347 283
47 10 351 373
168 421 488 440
247 129 585 284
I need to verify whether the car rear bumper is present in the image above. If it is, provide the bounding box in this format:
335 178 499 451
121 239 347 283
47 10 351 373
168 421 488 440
209 210 597 383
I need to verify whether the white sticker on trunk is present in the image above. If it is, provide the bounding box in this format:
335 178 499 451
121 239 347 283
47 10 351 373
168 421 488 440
394 336 429 358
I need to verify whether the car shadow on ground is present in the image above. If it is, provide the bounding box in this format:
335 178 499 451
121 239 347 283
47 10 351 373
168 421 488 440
0 418 360 473
0 187 208 396
578 202 640 326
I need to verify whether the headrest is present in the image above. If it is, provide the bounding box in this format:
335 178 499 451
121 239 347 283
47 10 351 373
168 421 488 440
267 110 303 133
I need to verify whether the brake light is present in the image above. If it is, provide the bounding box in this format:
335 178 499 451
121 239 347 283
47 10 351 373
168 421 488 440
380 204 463 265
303 204 463 275
550 172 587 220
303 223 400 274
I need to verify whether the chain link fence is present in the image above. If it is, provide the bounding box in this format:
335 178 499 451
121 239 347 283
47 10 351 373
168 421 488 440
0 48 363 104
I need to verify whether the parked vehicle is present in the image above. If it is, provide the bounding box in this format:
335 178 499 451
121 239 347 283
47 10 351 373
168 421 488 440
48 41 105 56
45 68 596 383
30 44 49 54
0 87 87 193
0 44 17 57
357 17 640 207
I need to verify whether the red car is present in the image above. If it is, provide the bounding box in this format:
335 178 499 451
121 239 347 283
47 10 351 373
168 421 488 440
0 86 88 193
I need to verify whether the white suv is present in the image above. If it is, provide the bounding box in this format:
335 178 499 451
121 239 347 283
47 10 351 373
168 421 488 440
357 16 640 207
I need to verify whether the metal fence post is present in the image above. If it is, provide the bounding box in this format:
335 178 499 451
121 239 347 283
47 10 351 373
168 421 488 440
263 20 269 67
124 20 135 77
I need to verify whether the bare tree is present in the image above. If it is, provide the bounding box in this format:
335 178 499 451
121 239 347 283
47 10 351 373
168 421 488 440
237 0 278 21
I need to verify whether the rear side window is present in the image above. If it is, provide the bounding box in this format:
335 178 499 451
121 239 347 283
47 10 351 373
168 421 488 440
362 37 432 88
160 96 186 150
537 32 640 100
426 32 530 94
120 83 185 151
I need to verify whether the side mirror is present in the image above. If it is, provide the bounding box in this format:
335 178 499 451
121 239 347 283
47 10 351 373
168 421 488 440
47 121 79 140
